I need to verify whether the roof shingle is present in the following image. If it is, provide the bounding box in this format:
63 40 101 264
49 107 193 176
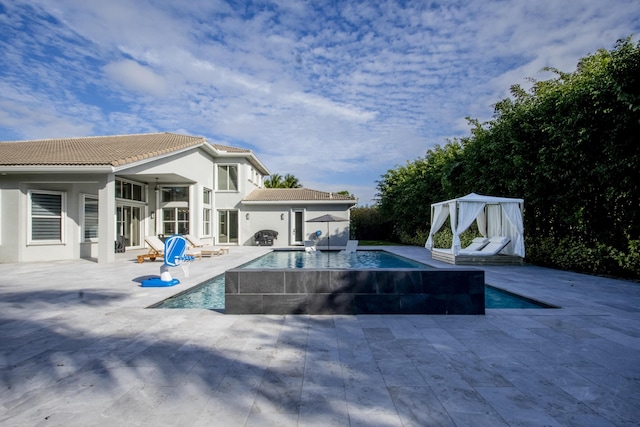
244 188 356 202
212 144 251 153
0 132 206 167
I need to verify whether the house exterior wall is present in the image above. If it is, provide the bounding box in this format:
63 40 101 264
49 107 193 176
0 148 219 263
297 205 353 249
122 149 215 240
242 204 353 248
0 173 101 263
0 185 20 263
213 158 265 245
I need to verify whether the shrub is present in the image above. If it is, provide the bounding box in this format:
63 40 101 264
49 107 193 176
350 206 393 241
527 236 638 279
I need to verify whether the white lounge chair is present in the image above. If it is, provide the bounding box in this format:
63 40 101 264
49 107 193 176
463 237 489 252
459 236 510 256
341 240 359 253
184 234 229 256
137 236 164 263
304 240 317 252
138 236 202 263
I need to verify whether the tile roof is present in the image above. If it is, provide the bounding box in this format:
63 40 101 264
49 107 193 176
244 188 356 202
212 144 251 153
0 132 206 167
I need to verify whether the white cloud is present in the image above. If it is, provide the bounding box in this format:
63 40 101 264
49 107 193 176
1 0 639 202
103 60 166 96
0 83 95 139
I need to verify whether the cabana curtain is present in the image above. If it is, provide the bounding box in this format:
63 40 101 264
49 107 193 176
501 203 525 256
425 204 450 249
453 202 486 255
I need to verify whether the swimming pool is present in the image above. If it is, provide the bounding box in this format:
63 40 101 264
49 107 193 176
152 275 551 310
153 250 431 310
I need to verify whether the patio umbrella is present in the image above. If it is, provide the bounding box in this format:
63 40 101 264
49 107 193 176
306 214 349 251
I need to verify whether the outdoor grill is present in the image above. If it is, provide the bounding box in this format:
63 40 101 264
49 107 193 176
254 229 278 246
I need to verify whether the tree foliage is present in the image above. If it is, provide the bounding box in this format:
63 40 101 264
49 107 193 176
375 139 463 242
350 206 393 241
264 173 302 188
375 37 640 278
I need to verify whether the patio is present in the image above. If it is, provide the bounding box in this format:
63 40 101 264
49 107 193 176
0 246 639 426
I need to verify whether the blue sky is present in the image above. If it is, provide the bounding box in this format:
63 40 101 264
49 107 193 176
1 1 638 204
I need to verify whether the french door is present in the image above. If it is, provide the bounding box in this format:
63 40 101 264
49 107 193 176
116 205 141 248
218 210 238 244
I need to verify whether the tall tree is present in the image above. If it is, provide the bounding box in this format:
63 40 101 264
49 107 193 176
264 173 283 188
264 173 302 188
282 173 302 188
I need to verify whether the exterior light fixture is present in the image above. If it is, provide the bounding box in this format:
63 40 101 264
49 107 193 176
246 213 250 220
280 213 285 220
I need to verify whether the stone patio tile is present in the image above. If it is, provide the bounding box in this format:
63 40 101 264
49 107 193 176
344 383 397 415
347 412 404 427
1 245 639 426
475 386 565 427
376 360 427 386
388 385 456 426
298 386 350 427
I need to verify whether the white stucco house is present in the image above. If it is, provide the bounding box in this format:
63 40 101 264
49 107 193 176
0 133 357 263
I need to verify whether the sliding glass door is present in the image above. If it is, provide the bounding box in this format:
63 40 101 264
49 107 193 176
218 210 238 244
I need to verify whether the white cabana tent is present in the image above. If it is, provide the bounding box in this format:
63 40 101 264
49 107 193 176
425 193 525 258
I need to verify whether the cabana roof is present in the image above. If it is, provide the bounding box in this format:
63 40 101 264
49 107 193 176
431 193 524 206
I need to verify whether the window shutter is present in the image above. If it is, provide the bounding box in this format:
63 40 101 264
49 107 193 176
31 193 62 240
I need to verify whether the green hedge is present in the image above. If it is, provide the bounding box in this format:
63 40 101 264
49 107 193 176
526 236 639 279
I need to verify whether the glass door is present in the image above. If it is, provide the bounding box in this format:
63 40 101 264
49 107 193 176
293 210 304 244
116 205 141 248
218 210 238 244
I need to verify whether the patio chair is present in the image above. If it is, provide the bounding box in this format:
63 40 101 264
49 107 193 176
304 240 317 252
138 236 202 263
341 240 359 253
137 236 164 263
184 234 228 257
459 236 510 256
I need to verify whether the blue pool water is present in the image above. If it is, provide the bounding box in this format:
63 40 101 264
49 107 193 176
241 250 431 269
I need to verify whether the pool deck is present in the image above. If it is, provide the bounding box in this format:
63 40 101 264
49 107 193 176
0 246 638 426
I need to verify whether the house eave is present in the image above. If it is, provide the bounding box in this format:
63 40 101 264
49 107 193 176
209 146 270 176
113 143 209 172
243 199 357 206
0 165 115 174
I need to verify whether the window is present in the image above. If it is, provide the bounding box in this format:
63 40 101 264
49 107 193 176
203 208 212 236
203 188 212 205
162 208 189 235
161 186 189 202
203 188 212 236
159 185 189 236
115 179 145 202
29 190 65 243
82 195 99 241
218 165 238 191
